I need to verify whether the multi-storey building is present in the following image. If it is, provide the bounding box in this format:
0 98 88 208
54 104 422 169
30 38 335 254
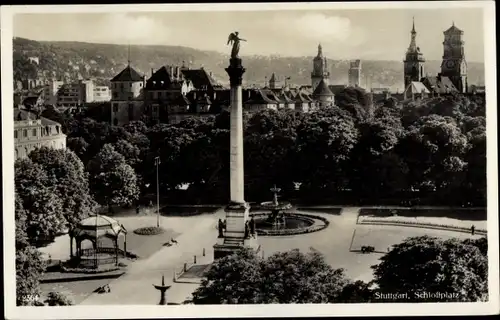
110 64 146 126
14 108 66 160
143 64 227 124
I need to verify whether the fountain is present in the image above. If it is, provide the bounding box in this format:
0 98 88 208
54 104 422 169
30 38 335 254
253 185 329 236
259 185 293 229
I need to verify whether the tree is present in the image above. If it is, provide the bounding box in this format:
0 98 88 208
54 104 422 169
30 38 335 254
295 108 358 192
336 280 374 303
15 159 66 246
15 191 28 249
44 292 74 306
371 236 488 302
112 139 141 168
335 87 374 122
28 147 97 229
16 246 46 306
190 248 353 304
88 144 140 209
67 136 90 161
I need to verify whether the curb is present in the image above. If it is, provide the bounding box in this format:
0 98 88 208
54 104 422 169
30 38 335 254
41 271 125 284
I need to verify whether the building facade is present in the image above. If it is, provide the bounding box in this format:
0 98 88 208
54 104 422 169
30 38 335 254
403 19 426 90
348 59 362 87
440 22 468 93
311 44 330 91
14 109 67 160
93 86 111 102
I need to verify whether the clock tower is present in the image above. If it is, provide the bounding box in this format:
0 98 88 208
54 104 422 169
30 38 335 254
440 22 467 93
403 18 425 90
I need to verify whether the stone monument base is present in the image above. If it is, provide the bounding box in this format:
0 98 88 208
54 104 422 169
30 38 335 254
213 202 260 260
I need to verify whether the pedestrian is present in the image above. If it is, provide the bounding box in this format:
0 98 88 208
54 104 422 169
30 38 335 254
471 225 475 236
136 204 140 215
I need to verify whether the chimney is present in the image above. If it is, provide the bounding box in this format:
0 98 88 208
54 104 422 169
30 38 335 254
209 71 213 78
151 68 154 77
170 66 174 80
176 66 180 80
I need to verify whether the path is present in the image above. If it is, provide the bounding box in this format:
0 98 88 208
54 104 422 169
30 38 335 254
79 210 224 305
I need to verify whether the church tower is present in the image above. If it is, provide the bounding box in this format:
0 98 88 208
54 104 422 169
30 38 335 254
403 18 425 90
440 22 467 93
269 72 277 89
311 44 330 91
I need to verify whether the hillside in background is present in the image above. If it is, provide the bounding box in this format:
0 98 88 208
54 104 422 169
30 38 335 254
13 37 485 91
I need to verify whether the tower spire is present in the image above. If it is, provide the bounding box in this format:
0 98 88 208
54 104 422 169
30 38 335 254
127 43 131 66
317 43 323 57
408 18 417 52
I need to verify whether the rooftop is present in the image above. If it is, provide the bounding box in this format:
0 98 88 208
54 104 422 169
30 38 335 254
111 65 144 82
14 108 61 126
313 79 334 96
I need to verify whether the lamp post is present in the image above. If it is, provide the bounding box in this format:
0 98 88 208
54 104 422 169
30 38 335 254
155 156 161 228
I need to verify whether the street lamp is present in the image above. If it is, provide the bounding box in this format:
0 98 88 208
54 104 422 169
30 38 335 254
155 156 161 227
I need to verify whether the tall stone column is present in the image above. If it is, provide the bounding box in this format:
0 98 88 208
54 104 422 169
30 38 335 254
213 57 259 260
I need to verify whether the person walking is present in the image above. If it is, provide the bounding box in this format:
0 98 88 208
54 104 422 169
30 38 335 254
471 225 475 236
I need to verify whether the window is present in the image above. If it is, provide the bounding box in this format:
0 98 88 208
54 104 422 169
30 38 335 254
56 126 60 134
32 128 37 136
14 131 17 139
113 118 118 126
23 129 27 137
113 104 118 112
128 104 134 121
113 92 118 99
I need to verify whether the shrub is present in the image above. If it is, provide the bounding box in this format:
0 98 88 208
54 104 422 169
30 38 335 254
44 291 74 306
133 226 165 235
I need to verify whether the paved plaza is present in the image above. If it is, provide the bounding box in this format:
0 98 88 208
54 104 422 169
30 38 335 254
39 207 482 305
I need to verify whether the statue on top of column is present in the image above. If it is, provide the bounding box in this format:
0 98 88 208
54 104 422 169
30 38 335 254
227 32 246 59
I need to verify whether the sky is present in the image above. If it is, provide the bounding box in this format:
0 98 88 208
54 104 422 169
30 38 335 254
12 7 485 62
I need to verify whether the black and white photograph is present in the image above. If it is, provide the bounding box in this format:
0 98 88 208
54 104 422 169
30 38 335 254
1 2 498 319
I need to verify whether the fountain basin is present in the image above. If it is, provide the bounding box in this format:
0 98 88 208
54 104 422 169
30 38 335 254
252 212 329 236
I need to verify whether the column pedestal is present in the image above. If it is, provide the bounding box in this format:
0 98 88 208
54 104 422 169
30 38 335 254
213 202 260 260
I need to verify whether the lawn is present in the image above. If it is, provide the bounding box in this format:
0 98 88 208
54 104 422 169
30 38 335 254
359 208 487 220
350 224 485 253
358 208 487 231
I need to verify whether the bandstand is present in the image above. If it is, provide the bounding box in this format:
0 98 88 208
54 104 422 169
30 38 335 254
69 214 128 269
